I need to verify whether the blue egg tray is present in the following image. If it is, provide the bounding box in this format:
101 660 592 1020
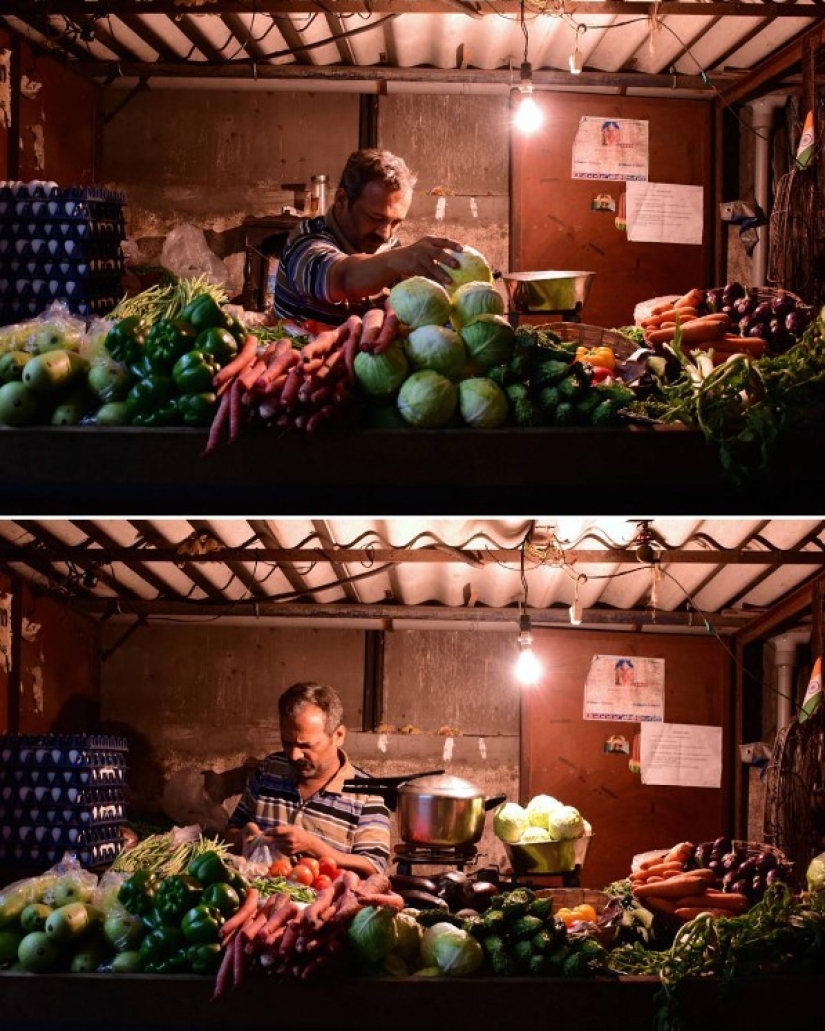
0 800 125 828
0 733 129 765
0 234 124 262
1 783 126 806
0 218 125 243
0 839 124 869
7 255 125 278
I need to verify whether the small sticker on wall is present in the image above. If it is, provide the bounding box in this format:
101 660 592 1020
604 733 630 755
591 192 616 213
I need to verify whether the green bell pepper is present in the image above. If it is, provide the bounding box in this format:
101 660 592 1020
144 317 199 372
188 850 231 888
154 874 203 925
172 350 220 394
126 375 180 427
186 942 223 975
105 315 148 366
176 392 217 427
224 315 248 346
195 327 238 365
227 870 249 899
138 926 187 974
181 904 223 945
179 294 227 333
117 869 160 918
201 882 241 917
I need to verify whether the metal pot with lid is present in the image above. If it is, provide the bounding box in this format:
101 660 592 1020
396 773 506 847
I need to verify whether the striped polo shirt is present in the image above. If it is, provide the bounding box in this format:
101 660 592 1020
227 749 390 873
272 210 398 327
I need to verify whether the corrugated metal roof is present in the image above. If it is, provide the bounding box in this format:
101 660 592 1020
1 517 823 634
1 2 821 102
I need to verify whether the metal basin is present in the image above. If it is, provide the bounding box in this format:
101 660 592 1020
501 271 595 314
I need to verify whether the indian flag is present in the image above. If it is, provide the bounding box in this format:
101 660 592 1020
795 109 815 171
799 656 822 723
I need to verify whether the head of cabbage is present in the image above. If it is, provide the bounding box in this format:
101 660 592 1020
391 911 423 967
437 245 493 296
459 314 516 369
449 281 505 331
347 904 399 963
458 378 508 429
806 851 825 892
525 793 565 830
353 341 409 398
405 325 467 381
547 804 585 841
397 369 457 428
493 801 530 843
519 826 553 844
389 276 451 330
421 922 483 977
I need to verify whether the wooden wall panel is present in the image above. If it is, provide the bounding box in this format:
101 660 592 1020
511 93 714 328
17 585 99 734
521 627 731 890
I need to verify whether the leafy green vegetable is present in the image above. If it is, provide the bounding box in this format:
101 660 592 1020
458 377 509 428
348 904 399 963
389 277 451 330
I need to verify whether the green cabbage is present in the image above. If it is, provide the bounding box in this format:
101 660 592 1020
405 325 467 381
397 370 457 428
353 341 409 398
391 911 423 966
449 281 505 331
546 804 585 841
458 378 508 428
459 314 516 368
437 245 493 295
525 794 565 830
519 826 553 844
421 922 483 977
806 851 825 892
389 277 451 330
493 801 530 843
347 904 399 963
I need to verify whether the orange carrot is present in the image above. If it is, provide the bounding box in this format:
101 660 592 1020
673 287 705 309
674 906 729 920
359 307 386 351
641 306 699 329
213 334 259 388
633 874 707 899
220 887 260 939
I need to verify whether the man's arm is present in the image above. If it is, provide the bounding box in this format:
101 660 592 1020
326 237 462 302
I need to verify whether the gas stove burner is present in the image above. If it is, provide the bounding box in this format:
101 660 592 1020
393 842 479 875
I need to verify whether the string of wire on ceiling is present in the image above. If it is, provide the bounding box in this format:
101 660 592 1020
515 533 542 686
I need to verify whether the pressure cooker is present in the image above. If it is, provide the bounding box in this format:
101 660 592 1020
396 773 506 848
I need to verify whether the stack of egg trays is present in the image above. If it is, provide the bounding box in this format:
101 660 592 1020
0 183 126 325
0 733 128 869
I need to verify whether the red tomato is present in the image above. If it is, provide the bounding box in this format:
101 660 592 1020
289 862 315 886
318 857 338 879
299 857 320 879
268 857 292 878
311 874 333 891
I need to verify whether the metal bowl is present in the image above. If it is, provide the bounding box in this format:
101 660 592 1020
503 834 593 875
500 271 595 314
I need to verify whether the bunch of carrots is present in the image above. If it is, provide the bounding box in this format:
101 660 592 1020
629 840 750 922
641 288 767 365
203 304 399 455
212 870 404 999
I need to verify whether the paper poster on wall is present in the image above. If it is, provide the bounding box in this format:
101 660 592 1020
583 655 665 722
626 181 704 244
571 117 649 182
640 722 722 788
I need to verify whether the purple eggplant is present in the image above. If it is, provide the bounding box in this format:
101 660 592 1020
785 310 808 336
705 287 724 313
769 325 795 353
733 297 754 318
747 323 768 340
751 301 773 322
722 281 746 305
770 294 795 318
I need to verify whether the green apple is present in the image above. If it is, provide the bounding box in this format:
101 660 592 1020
52 875 94 907
0 380 40 425
20 903 53 934
93 400 130 426
88 359 132 402
111 949 143 973
104 910 145 952
17 930 60 972
0 927 24 964
45 901 91 942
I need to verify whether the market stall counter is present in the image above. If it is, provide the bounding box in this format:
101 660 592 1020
1 969 824 1031
2 422 825 516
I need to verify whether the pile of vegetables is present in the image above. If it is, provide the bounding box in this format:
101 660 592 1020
493 793 592 871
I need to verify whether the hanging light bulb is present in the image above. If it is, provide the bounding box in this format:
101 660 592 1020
568 24 586 76
515 612 542 685
569 574 584 625
514 62 543 134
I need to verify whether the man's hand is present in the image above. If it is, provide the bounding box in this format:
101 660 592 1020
261 823 320 857
387 236 463 286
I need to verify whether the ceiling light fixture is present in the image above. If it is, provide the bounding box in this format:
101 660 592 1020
514 2 543 135
515 535 542 685
569 575 584 626
569 24 586 76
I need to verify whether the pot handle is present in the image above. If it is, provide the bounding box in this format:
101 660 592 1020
484 794 508 812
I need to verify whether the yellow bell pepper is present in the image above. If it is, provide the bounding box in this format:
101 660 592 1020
574 345 616 372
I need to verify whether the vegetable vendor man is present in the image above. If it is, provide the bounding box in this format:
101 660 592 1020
225 681 391 876
272 148 463 327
